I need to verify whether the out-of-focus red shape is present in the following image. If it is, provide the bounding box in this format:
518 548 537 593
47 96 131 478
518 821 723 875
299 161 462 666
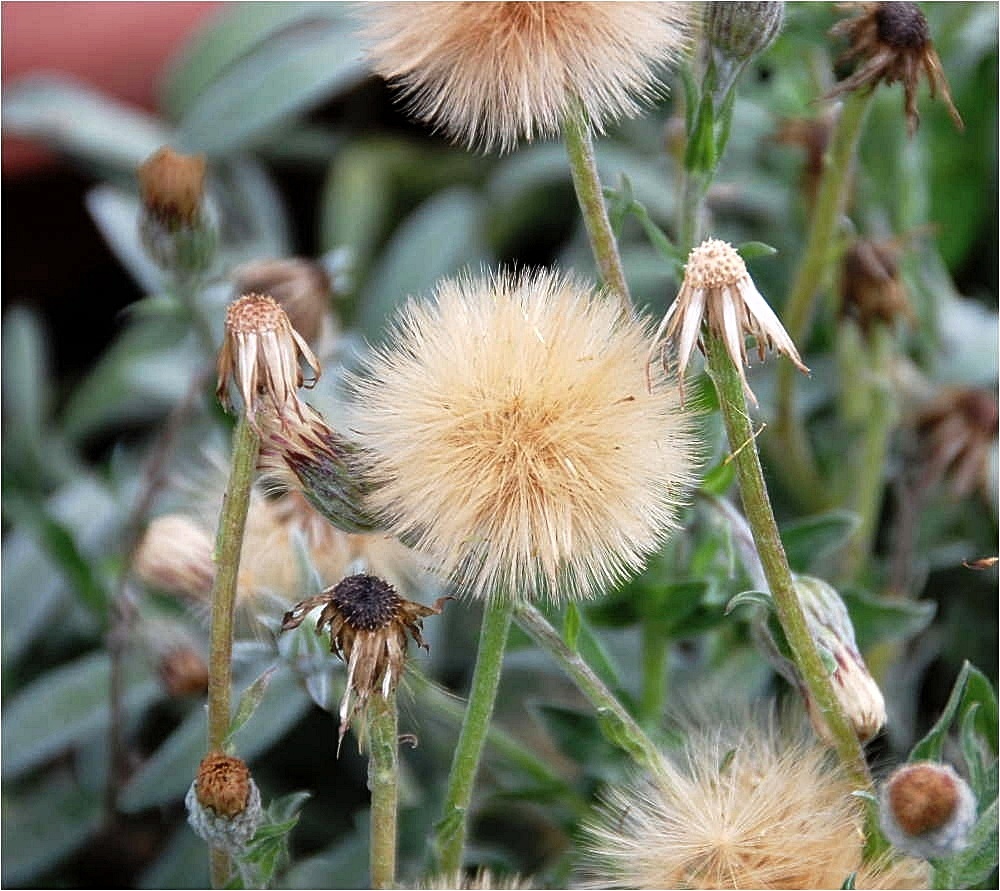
2 1 221 177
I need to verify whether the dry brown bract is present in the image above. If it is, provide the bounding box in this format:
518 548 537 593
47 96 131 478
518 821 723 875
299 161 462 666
215 292 321 424
281 574 449 749
826 2 963 137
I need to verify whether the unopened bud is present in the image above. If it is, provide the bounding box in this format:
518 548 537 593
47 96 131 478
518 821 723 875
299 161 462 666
879 762 976 859
186 753 263 853
795 575 887 743
158 645 209 698
705 2 785 62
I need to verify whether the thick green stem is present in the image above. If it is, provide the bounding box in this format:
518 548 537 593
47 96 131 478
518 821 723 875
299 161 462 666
563 102 632 314
773 90 874 498
434 600 513 874
513 602 666 776
206 415 259 888
368 693 399 890
704 331 871 790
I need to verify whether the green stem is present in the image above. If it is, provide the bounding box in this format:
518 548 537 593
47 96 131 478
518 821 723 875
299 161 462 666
513 602 666 776
368 692 399 890
773 89 874 498
206 414 259 888
703 330 871 790
434 600 513 874
563 100 632 314
639 622 668 727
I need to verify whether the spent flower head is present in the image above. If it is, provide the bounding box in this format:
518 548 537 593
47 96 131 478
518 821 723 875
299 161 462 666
186 752 263 855
216 293 321 424
281 573 449 749
653 238 808 405
826 2 963 137
349 267 697 602
364 2 692 153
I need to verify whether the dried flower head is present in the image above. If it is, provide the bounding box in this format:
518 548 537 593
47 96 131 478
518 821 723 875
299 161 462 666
232 258 336 348
773 109 839 211
257 400 377 534
186 752 263 854
216 293 321 423
581 718 927 889
364 2 692 153
417 870 533 890
915 387 999 499
840 236 916 332
137 146 207 231
653 238 809 405
827 2 963 137
281 573 449 747
879 761 977 860
349 268 696 602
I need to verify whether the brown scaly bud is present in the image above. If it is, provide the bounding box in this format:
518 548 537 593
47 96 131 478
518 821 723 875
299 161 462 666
281 574 449 751
232 258 336 348
879 762 977 860
138 146 206 230
257 400 378 534
651 238 809 405
158 645 210 698
826 2 963 137
840 236 916 333
186 752 263 853
215 293 321 424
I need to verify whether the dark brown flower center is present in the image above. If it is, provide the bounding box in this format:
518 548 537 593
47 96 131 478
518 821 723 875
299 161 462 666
331 574 402 631
875 2 929 50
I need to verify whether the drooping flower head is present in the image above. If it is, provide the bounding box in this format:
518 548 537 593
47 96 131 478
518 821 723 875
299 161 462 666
364 2 692 153
580 717 930 889
349 268 697 602
652 238 808 405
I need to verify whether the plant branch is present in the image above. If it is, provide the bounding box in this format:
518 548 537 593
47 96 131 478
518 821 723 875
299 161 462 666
368 692 399 890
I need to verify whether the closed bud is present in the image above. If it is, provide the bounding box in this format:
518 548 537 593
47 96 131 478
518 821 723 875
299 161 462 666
158 645 209 698
186 753 263 853
840 237 915 332
879 761 977 859
705 2 785 62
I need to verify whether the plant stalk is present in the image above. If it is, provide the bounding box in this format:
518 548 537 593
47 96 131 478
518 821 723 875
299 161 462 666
513 601 666 775
434 600 513 874
206 414 259 887
703 330 871 789
368 692 399 890
563 101 632 314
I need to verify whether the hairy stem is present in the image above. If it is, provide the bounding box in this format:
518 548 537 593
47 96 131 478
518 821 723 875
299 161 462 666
513 601 666 775
434 600 513 874
206 414 259 887
563 101 632 314
368 693 399 890
704 330 871 789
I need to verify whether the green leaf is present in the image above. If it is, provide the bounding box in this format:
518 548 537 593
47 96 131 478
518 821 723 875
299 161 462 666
726 589 773 614
911 661 999 763
842 588 936 653
225 666 278 747
700 459 737 496
176 15 366 156
932 799 998 891
1 531 65 667
358 188 490 338
85 185 164 293
780 510 861 573
736 241 779 261
532 704 619 768
563 603 581 652
139 825 210 890
2 652 161 779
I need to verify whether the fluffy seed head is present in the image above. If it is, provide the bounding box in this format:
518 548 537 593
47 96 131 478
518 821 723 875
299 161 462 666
364 2 692 153
581 719 927 889
349 268 697 602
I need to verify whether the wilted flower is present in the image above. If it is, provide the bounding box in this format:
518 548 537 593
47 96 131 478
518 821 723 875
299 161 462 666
364 2 692 153
186 752 263 854
281 573 449 748
216 293 321 424
652 238 809 405
879 761 977 860
417 870 533 890
349 268 696 602
580 717 929 889
826 2 963 137
840 236 915 332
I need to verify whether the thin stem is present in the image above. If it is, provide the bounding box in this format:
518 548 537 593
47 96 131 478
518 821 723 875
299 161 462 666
639 622 668 727
773 90 874 497
513 601 666 776
434 600 513 875
563 100 632 314
206 414 259 888
368 692 399 890
703 330 871 790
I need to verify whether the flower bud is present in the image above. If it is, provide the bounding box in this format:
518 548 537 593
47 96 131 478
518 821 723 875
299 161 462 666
705 2 785 62
186 752 263 853
158 645 209 698
879 761 977 859
794 575 887 743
